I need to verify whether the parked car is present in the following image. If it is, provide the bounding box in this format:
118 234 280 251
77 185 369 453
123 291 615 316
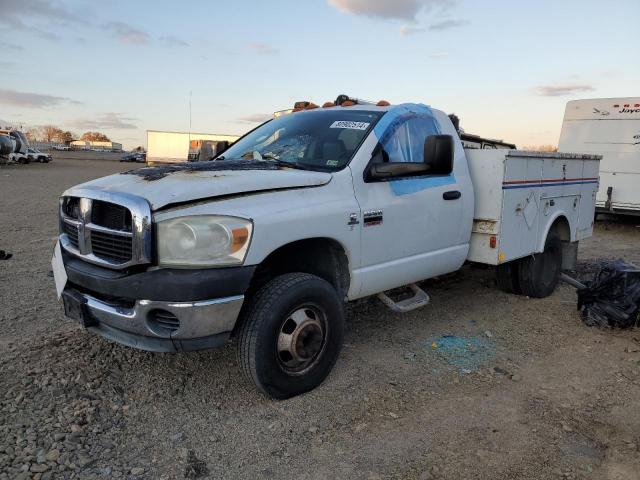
0 130 30 164
52 145 70 151
26 148 53 163
120 152 146 163
51 95 601 399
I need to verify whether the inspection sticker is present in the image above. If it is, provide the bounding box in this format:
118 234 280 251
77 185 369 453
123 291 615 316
330 121 370 130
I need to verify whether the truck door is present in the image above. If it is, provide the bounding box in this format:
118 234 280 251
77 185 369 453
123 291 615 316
351 106 473 298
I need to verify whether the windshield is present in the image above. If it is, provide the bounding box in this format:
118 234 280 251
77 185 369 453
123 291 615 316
217 109 383 171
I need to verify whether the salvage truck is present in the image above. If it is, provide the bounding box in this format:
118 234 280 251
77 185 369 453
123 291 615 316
51 96 600 399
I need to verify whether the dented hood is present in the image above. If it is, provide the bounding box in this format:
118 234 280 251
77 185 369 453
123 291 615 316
72 162 332 210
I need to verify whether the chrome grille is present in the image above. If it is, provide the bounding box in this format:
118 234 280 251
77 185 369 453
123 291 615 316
92 200 132 231
62 221 79 249
90 230 133 263
58 189 152 270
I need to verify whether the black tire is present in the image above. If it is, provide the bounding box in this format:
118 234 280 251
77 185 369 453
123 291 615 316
518 231 562 298
237 273 344 399
496 260 522 294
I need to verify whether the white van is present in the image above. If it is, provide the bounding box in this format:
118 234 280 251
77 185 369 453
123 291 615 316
558 97 640 215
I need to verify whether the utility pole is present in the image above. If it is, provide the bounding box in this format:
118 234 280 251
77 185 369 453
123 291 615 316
188 90 192 143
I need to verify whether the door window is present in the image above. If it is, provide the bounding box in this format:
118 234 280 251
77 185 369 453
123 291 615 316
381 116 440 163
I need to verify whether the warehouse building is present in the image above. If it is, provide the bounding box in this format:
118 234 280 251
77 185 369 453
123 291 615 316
70 140 123 151
147 130 240 164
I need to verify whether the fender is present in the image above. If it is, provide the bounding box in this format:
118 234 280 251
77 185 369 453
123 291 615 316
537 211 572 252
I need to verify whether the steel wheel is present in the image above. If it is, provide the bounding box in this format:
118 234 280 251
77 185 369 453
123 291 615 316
277 305 327 374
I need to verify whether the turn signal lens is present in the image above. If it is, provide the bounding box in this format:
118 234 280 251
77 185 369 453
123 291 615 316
231 227 249 253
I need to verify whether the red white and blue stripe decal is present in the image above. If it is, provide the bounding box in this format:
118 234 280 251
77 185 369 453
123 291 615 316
502 177 598 190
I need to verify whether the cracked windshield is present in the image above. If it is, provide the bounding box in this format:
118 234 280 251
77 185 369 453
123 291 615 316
218 109 382 170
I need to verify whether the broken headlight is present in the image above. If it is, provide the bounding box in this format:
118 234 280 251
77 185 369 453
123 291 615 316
156 215 252 267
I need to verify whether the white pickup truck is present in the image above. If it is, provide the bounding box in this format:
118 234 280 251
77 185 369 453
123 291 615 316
52 97 600 398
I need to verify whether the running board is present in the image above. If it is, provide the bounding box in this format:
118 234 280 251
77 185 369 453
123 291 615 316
377 284 430 313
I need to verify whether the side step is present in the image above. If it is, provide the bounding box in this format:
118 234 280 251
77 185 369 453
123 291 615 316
377 284 430 313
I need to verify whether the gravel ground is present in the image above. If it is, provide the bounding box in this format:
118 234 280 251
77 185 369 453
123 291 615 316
1 159 639 480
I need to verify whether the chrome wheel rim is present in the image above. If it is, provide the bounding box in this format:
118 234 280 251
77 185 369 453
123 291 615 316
276 304 327 374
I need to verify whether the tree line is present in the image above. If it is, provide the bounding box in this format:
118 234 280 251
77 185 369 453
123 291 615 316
25 125 111 144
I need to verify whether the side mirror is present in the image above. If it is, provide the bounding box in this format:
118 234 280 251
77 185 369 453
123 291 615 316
424 135 454 175
367 162 431 180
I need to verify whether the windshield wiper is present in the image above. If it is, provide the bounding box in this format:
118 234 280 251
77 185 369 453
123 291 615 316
264 159 316 171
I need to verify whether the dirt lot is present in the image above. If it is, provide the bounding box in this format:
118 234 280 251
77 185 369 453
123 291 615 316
1 159 639 480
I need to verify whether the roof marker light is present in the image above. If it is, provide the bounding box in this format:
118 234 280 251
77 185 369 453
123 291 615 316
376 100 390 106
322 102 335 108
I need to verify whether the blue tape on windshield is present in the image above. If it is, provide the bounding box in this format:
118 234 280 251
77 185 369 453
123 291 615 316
373 103 439 143
373 103 455 196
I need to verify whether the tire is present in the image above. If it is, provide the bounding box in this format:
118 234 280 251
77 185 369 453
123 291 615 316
518 231 562 298
496 260 522 294
237 273 345 399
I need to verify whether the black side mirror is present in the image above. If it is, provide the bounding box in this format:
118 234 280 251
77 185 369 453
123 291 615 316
367 162 431 180
424 135 454 175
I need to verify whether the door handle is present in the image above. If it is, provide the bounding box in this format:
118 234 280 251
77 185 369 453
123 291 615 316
443 190 461 200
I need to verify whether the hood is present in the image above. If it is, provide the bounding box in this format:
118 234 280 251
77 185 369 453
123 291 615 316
71 161 332 210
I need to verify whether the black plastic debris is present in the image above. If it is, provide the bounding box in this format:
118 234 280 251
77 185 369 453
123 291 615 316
0 250 12 260
569 260 640 329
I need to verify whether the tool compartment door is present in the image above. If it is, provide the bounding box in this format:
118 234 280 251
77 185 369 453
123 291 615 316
499 155 544 261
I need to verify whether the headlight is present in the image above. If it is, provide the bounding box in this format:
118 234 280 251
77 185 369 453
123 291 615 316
157 215 252 267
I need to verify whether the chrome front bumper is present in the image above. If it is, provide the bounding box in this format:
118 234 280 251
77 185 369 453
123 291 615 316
64 289 244 352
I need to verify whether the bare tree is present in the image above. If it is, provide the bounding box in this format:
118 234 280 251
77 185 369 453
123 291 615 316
80 132 111 142
55 131 75 144
523 144 558 152
41 125 64 142
25 128 42 142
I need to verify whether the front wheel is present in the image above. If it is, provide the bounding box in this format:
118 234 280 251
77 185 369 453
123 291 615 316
237 273 345 399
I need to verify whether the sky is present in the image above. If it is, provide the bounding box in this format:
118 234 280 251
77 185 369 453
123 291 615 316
0 0 638 149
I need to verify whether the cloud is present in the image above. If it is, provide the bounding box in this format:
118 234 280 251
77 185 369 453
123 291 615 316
237 113 273 123
0 0 75 39
328 0 455 21
533 84 596 97
428 19 469 31
0 89 80 108
0 41 24 51
1 0 76 23
249 42 278 55
68 113 138 130
400 25 425 36
159 35 189 47
103 22 150 45
0 119 19 129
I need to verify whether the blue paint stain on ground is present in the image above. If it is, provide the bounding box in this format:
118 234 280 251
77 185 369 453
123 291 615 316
426 335 495 372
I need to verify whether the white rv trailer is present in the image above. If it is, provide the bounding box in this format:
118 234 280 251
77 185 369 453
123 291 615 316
558 97 640 215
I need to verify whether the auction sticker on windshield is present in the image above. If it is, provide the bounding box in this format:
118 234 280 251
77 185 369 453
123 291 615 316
330 121 370 130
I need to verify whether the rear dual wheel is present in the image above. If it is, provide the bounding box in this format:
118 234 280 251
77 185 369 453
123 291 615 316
496 231 562 298
237 273 344 399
